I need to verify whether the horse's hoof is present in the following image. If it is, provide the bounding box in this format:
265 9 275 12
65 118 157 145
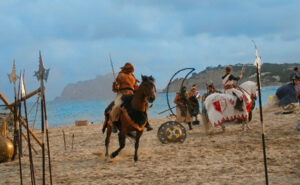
110 152 117 158
134 157 138 162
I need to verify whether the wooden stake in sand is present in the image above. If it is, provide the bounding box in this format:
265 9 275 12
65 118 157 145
62 130 67 151
253 41 269 185
71 133 74 150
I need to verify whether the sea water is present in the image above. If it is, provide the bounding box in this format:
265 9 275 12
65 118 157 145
19 86 279 128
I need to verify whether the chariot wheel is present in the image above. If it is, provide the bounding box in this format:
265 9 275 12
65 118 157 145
157 121 187 144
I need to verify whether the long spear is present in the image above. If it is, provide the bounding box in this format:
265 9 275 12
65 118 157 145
253 40 269 185
8 60 23 185
109 53 116 81
34 51 52 185
21 71 36 185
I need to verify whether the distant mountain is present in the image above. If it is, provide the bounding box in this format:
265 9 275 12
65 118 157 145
54 73 115 102
164 63 300 92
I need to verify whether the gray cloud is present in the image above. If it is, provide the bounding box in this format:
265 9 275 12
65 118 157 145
0 0 299 100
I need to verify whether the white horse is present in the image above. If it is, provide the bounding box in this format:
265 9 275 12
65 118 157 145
202 81 257 134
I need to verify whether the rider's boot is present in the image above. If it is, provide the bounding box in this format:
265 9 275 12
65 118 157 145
145 122 153 131
234 98 244 112
188 122 193 130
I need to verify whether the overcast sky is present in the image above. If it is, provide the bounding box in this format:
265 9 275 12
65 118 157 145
0 0 299 101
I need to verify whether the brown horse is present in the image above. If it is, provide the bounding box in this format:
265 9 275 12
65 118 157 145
103 75 155 162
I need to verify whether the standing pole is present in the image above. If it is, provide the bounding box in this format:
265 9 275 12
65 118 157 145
8 60 23 185
253 41 269 185
22 71 36 185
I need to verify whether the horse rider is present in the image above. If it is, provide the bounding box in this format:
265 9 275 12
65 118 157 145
174 86 193 130
110 62 153 132
222 66 244 111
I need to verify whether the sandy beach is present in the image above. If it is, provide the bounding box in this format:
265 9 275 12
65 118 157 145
0 104 299 185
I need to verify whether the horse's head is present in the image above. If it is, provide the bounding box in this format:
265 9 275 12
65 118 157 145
240 81 258 100
140 75 156 103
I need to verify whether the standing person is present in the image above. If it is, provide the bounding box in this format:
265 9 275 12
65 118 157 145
290 67 300 81
108 62 153 132
174 86 193 130
202 83 221 103
222 66 244 111
188 84 200 125
188 84 197 98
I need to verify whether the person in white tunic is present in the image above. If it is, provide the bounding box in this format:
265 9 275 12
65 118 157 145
222 66 244 111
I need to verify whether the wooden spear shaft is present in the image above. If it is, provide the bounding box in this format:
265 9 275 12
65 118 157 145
15 72 23 185
42 94 53 185
256 64 269 185
0 93 42 147
22 72 36 185
21 132 38 154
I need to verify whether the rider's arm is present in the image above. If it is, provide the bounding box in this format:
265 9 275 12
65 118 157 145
229 74 240 81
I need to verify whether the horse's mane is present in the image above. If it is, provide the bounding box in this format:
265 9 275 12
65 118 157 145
141 75 155 83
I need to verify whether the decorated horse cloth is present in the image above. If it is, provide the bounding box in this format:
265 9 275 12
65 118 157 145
204 93 250 127
119 95 148 131
204 81 256 128
276 83 298 106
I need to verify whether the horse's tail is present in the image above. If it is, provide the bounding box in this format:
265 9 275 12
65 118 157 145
102 113 109 134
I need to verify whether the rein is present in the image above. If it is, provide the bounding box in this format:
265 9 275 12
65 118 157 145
237 86 251 97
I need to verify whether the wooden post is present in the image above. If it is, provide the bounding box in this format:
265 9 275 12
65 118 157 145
63 130 67 151
71 133 74 150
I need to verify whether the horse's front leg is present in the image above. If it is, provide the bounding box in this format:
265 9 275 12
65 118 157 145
110 132 126 159
134 131 143 162
105 124 112 157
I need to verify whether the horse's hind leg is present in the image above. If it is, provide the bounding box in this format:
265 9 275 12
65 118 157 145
105 125 112 157
221 124 226 132
134 131 143 162
110 132 126 159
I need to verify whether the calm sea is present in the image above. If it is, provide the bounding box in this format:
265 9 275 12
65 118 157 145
14 86 278 128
